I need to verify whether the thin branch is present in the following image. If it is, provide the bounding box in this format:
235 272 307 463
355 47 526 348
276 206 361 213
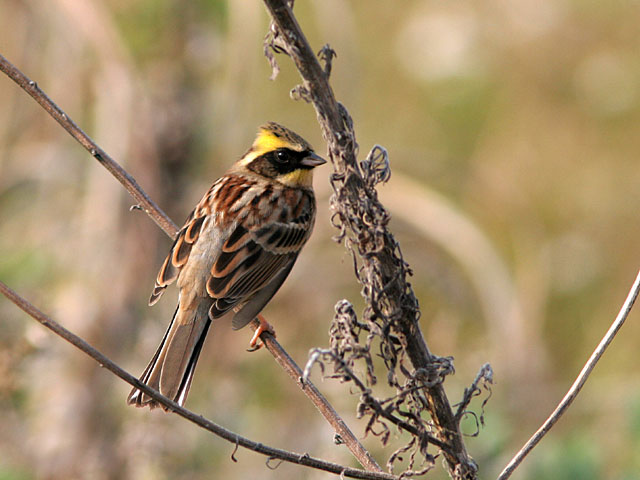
261 1 477 478
0 53 178 238
0 52 379 472
250 321 383 472
454 364 493 422
0 280 394 480
304 347 449 451
497 269 640 480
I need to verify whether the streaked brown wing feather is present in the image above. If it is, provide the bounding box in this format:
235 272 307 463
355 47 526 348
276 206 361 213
205 238 292 316
205 190 314 320
253 222 310 253
150 173 315 323
149 209 207 306
231 256 297 329
226 252 292 298
208 250 293 318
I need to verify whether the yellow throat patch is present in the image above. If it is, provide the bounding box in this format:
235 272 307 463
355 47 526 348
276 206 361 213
278 168 314 187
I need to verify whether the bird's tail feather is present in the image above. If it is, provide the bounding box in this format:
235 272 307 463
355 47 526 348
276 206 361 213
127 301 211 410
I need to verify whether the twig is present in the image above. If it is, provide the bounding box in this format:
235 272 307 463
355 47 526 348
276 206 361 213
0 280 394 480
250 321 383 472
304 347 449 451
497 269 640 480
0 52 379 472
262 1 477 478
454 364 493 422
0 53 178 238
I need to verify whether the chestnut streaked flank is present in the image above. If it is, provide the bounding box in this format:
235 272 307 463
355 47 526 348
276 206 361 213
128 122 325 409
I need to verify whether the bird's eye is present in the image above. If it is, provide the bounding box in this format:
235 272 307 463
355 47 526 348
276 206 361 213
275 150 288 163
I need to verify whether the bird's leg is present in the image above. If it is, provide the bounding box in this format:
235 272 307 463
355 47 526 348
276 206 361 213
247 314 276 352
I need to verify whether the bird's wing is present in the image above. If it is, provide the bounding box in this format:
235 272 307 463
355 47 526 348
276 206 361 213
230 257 297 330
149 208 207 306
149 174 315 326
206 211 312 321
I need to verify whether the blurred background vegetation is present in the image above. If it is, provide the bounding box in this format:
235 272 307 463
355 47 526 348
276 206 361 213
1 0 640 479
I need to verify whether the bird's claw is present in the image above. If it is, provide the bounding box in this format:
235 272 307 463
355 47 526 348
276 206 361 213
247 314 275 352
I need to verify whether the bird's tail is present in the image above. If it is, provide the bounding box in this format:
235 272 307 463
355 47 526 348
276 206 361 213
127 301 211 410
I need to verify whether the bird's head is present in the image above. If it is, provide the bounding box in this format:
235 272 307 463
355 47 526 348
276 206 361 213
239 122 326 187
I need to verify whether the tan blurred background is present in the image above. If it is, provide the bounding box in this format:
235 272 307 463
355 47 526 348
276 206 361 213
1 1 640 479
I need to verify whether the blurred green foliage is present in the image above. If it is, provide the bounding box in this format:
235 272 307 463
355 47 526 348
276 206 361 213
526 435 602 480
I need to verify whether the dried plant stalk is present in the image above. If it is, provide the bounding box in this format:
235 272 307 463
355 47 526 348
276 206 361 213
262 1 480 478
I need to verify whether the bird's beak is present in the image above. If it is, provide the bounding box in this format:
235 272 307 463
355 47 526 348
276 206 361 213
300 151 327 167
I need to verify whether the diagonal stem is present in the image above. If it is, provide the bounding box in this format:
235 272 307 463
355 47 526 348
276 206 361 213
261 1 476 477
497 270 640 480
0 52 379 472
0 280 392 480
251 320 382 471
0 53 178 238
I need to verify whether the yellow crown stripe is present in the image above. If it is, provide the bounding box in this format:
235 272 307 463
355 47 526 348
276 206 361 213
253 130 296 153
238 130 300 167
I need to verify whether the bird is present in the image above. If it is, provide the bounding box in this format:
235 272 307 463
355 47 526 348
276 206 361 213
127 122 326 410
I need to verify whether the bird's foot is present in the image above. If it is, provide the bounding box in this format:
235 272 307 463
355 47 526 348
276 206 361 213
247 314 276 352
